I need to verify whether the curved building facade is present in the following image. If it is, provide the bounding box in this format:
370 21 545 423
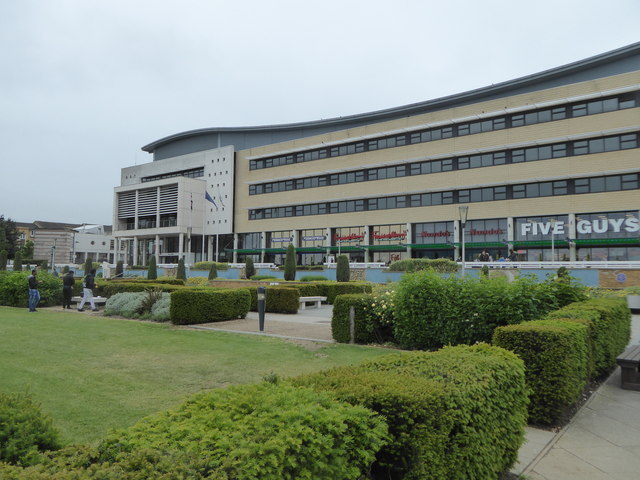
113 43 640 266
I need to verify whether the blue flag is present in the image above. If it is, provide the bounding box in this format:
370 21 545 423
205 191 218 208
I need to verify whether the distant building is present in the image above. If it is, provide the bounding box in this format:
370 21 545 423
114 43 640 265
22 221 115 267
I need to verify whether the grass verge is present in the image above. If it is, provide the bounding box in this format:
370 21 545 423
0 306 391 445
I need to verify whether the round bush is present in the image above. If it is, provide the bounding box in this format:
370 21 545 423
0 392 62 466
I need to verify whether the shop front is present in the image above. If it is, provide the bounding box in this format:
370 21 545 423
366 224 408 264
409 221 455 260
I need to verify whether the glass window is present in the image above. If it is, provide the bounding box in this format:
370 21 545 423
511 114 525 127
605 176 621 191
470 122 482 134
575 179 589 193
458 124 470 136
590 177 605 192
603 98 618 112
589 138 604 154
493 117 506 130
458 156 470 169
621 174 639 189
604 136 620 151
442 127 453 138
574 140 589 155
620 134 637 149
552 144 567 157
587 101 603 115
572 103 587 117
512 185 525 198
553 181 568 195
431 129 442 141
551 107 566 120
512 149 525 163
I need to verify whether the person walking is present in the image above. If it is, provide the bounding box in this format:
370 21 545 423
62 270 75 309
78 269 98 312
28 268 40 312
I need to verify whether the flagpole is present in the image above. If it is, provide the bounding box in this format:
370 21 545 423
202 199 206 262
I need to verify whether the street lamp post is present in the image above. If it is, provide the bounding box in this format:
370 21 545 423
459 206 469 276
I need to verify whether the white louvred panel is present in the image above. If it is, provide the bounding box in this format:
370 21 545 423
117 191 136 218
159 184 178 214
137 188 157 216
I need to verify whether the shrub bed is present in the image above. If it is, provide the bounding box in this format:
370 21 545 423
0 392 62 467
170 289 250 325
313 281 372 304
548 297 630 377
493 319 589 425
388 258 459 273
392 271 567 349
292 344 528 480
0 271 62 307
101 282 183 297
98 383 388 480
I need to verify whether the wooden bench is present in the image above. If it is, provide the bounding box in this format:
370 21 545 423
298 296 327 310
71 296 108 309
616 344 640 391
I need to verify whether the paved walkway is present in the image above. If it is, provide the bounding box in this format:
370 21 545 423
191 309 640 479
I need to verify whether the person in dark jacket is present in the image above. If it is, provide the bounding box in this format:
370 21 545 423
62 270 75 309
28 268 40 312
78 269 98 311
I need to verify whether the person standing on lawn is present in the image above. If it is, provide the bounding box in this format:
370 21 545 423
77 269 98 311
62 270 75 309
28 268 40 312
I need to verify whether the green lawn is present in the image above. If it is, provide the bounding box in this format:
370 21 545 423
0 306 392 445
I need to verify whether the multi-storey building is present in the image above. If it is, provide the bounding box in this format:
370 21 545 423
114 43 640 266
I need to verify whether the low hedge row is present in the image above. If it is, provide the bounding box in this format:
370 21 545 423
107 278 186 285
291 343 528 480
493 297 630 425
101 282 184 297
170 289 251 325
331 294 376 344
0 384 388 479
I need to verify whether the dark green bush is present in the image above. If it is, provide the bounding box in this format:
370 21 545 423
313 281 372 304
293 343 527 480
265 287 300 313
115 260 124 278
13 252 22 271
284 244 296 281
393 271 554 349
336 255 350 282
249 274 278 281
332 294 390 344
0 250 7 271
208 263 217 279
191 261 229 271
388 258 459 273
99 383 388 480
299 275 329 282
548 297 630 377
108 277 185 285
0 392 62 466
245 256 255 279
147 255 157 280
170 288 250 325
0 271 62 307
101 282 183 297
176 258 186 280
493 319 589 425
538 272 588 310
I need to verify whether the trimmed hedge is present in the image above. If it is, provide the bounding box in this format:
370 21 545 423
101 282 183 297
331 294 377 344
548 297 631 377
107 278 186 285
292 344 528 480
98 383 388 480
264 287 300 314
388 258 459 273
313 281 372 304
170 289 250 325
493 297 630 425
493 319 589 425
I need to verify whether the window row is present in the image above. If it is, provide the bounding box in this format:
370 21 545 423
141 167 204 183
248 132 639 195
248 173 639 220
249 92 638 170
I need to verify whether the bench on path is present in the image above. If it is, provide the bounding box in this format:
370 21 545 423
298 296 327 311
71 296 108 308
616 344 640 391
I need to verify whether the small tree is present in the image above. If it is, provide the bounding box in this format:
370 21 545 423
83 257 93 276
0 250 6 271
284 244 296 281
245 257 255 279
177 258 186 280
147 255 158 280
13 251 22 271
208 263 218 280
115 260 124 278
61 265 69 274
336 254 350 282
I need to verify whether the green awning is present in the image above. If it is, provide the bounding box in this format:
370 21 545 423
364 244 407 252
512 240 569 247
453 242 508 248
328 246 365 253
296 247 328 253
263 248 287 254
229 248 263 254
573 238 639 246
407 243 453 250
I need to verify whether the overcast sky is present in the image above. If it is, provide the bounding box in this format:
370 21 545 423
1 0 638 226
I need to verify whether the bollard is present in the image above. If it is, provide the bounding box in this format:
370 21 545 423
257 286 266 331
349 306 355 344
